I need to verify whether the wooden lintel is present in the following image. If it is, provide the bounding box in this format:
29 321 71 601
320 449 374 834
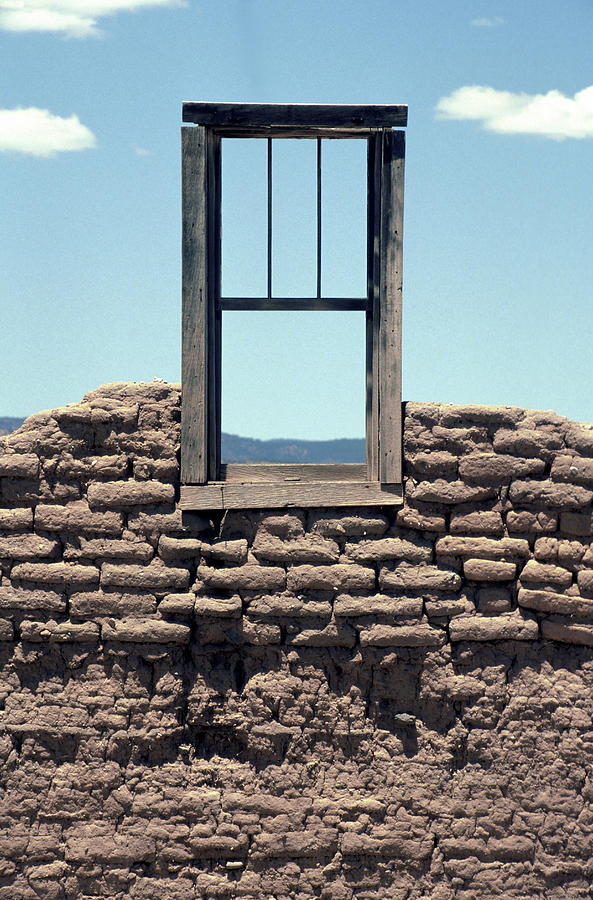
182 102 408 129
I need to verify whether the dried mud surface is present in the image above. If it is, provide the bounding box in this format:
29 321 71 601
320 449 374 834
1 384 593 898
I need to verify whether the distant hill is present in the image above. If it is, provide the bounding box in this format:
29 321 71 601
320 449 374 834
0 416 364 463
221 433 365 464
0 417 25 437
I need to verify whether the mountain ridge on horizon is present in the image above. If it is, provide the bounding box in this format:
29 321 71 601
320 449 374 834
1 416 365 463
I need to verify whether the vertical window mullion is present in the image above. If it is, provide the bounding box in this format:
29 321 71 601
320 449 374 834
267 138 272 300
317 136 322 300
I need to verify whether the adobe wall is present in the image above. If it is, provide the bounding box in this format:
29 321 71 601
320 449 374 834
1 382 593 899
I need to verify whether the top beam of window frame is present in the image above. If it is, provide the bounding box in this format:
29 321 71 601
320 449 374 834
182 102 408 129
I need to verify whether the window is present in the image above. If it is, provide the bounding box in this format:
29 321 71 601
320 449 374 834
180 102 407 510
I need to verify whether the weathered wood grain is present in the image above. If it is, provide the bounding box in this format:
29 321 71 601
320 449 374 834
180 482 403 510
379 129 405 484
182 102 408 128
366 134 382 482
207 130 221 480
221 464 366 483
181 126 209 484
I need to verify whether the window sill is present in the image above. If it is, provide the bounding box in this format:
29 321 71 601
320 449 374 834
180 481 403 510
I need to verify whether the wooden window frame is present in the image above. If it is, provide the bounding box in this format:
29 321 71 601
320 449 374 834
180 103 407 510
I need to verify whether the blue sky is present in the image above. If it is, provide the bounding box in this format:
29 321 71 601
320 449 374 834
1 0 593 440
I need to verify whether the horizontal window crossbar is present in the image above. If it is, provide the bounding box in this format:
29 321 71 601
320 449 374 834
219 298 368 311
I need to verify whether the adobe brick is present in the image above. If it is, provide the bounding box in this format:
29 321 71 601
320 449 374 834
551 455 593 486
35 503 124 536
542 618 593 646
0 453 39 478
477 587 512 614
559 511 593 536
158 535 202 560
509 480 593 509
248 595 331 619
200 539 249 564
436 536 530 560
1 478 48 505
493 428 563 458
440 404 523 428
20 620 100 642
102 618 190 644
459 452 545 485
286 563 374 594
344 537 432 565
518 588 593 619
86 455 129 478
520 560 572 589
380 564 461 592
159 593 195 616
425 597 475 617
0 453 39 479
128 508 210 537
534 537 586 568
450 612 538 642
408 480 497 505
565 425 593 457
450 510 504 536
334 594 423 618
64 538 154 563
101 563 189 592
0 508 33 531
506 510 557 533
406 451 458 479
70 591 157 618
431 425 490 450
0 535 58 560
359 623 446 648
242 620 281 644
310 512 389 538
0 619 14 641
463 559 516 582
11 562 100 588
195 595 242 618
133 456 178 481
257 513 305 538
91 404 138 427
0 586 66 612
287 623 356 647
198 564 285 592
252 533 338 565
52 403 92 424
396 506 447 532
577 570 593 595
87 480 174 509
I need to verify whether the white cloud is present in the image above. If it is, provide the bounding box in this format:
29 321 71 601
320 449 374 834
0 107 96 156
471 16 505 27
0 0 184 38
134 145 152 156
435 84 593 139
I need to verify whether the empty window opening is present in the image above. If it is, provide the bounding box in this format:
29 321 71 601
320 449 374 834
221 310 366 462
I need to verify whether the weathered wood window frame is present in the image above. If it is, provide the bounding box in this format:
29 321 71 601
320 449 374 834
180 102 407 511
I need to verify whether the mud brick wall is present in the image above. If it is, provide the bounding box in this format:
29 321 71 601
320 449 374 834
2 383 593 898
